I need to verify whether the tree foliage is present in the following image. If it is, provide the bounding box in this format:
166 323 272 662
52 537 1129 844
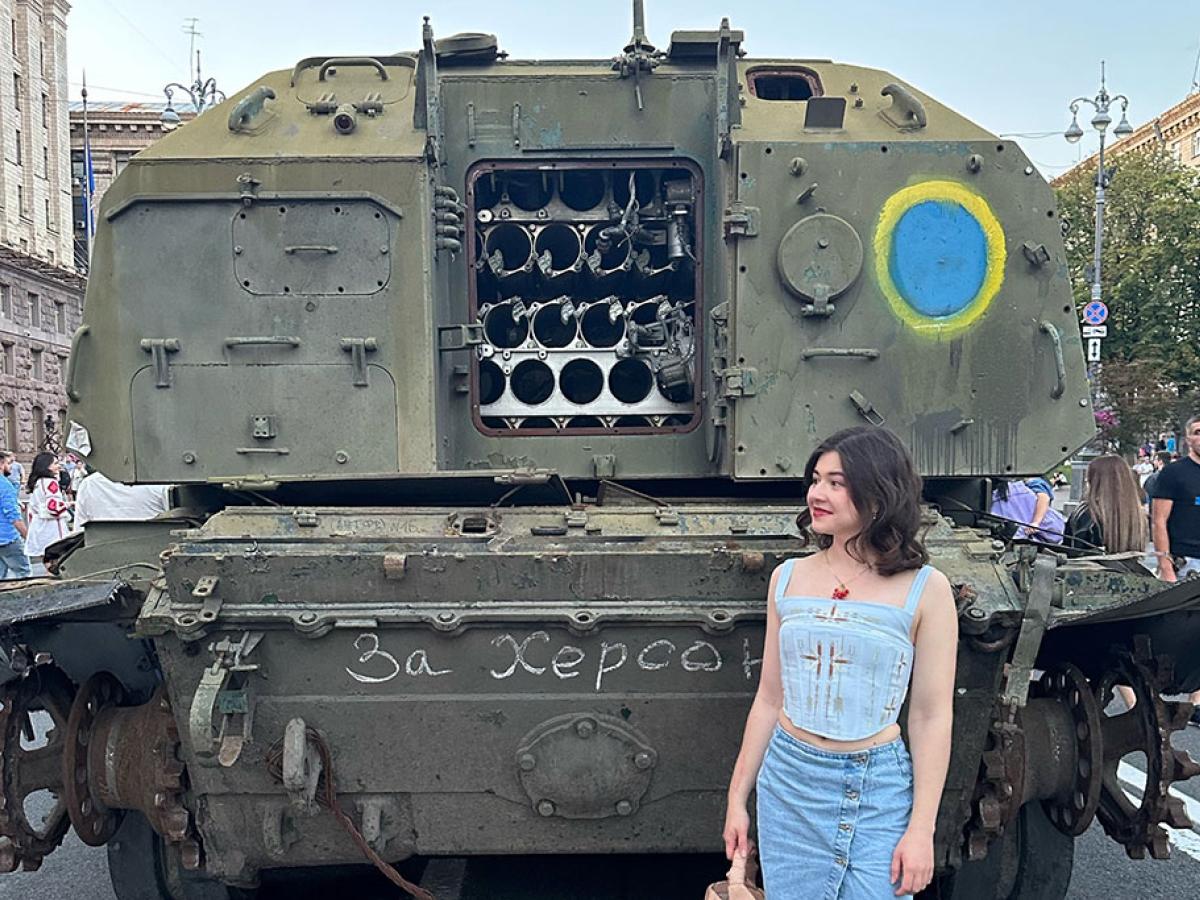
1055 150 1200 449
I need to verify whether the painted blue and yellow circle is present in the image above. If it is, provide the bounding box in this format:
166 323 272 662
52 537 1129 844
874 181 1006 338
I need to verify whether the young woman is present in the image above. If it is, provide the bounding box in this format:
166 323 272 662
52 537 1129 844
1065 454 1148 554
1066 454 1150 712
24 452 72 571
724 427 957 898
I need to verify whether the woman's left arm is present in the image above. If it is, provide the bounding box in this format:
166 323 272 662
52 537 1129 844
891 569 958 896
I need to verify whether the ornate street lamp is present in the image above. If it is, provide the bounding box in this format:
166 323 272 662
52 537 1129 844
1064 62 1132 491
1065 61 1133 309
161 50 225 131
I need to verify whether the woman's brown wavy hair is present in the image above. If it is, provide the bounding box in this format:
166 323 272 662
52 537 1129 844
796 426 928 576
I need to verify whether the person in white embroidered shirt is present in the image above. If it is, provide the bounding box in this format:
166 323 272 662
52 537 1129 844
73 471 171 530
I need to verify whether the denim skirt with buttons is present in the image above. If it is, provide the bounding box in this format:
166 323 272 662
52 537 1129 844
756 726 914 899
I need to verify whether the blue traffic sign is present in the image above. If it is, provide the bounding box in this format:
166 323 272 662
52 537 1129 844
1083 301 1109 326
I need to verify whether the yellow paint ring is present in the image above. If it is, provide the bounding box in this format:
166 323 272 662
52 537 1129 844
874 180 1006 338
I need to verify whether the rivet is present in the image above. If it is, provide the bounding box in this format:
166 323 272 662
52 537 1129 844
615 800 634 816
966 154 984 173
334 450 349 464
234 246 243 255
849 82 859 93
298 612 317 625
634 751 654 770
1079 398 1089 407
788 157 807 177
380 245 389 254
518 753 536 771
854 97 864 108
817 237 830 249
436 612 455 624
536 800 556 817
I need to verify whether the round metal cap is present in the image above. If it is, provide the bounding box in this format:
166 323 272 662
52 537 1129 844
776 213 864 304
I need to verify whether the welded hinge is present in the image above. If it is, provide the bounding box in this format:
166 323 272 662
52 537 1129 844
723 202 760 239
716 366 758 399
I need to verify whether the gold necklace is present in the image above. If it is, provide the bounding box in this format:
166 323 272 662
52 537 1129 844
822 552 873 599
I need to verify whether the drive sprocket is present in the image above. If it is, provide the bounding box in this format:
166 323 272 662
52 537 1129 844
0 667 75 872
1095 636 1200 859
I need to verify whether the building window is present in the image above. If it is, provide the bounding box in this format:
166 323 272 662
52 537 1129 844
54 301 65 334
44 197 51 225
31 406 45 451
2 403 17 453
0 284 10 318
42 145 48 176
31 349 43 381
12 74 19 110
28 292 40 329
14 130 21 165
1171 141 1182 164
1 343 13 376
114 151 134 176
1193 132 1200 159
16 185 24 215
41 93 48 128
71 150 84 181
56 358 67 385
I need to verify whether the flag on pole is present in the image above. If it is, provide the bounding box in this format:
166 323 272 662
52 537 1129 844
81 71 96 262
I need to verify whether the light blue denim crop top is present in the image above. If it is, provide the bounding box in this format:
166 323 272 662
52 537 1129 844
774 558 931 741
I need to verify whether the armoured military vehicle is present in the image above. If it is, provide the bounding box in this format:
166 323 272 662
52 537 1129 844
3 5 1199 898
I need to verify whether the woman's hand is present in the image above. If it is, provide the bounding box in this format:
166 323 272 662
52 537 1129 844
890 827 933 896
722 801 753 861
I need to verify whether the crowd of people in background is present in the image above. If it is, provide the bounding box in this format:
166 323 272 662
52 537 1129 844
0 448 170 578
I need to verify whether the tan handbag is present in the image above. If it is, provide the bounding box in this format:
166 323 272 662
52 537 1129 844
705 852 766 900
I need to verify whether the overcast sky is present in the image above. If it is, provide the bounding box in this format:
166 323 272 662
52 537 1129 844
66 0 1200 177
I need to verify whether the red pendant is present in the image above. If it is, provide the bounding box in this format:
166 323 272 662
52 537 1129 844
832 586 849 600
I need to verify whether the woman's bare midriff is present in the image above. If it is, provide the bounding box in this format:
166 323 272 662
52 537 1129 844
779 710 901 751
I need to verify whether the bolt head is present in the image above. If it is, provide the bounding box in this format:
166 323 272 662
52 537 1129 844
615 800 634 816
968 607 987 620
634 751 654 770
518 753 536 772
536 799 556 817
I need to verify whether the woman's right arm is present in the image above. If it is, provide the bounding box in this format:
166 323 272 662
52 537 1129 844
724 564 786 859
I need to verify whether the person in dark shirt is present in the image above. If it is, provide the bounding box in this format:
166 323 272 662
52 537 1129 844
1143 451 1172 508
1067 455 1147 554
1151 416 1200 582
1150 415 1200 722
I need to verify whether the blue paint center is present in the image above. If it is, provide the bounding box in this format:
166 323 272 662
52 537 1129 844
890 200 988 317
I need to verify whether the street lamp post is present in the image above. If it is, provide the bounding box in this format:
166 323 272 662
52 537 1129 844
1064 61 1134 317
161 49 225 130
1064 62 1132 501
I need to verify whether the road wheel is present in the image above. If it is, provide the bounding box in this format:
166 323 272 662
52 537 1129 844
922 801 1074 900
107 811 256 900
